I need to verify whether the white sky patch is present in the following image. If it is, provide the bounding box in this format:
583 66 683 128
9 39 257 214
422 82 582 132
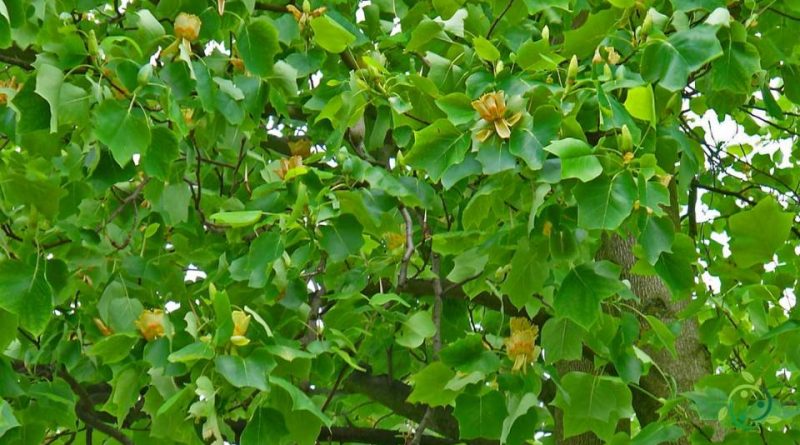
780 289 796 313
709 232 731 258
132 153 141 165
311 70 324 87
184 264 206 282
165 301 181 313
204 40 230 57
390 17 402 36
355 0 370 23
149 47 162 66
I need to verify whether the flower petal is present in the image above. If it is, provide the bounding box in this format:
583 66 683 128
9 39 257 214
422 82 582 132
495 119 511 139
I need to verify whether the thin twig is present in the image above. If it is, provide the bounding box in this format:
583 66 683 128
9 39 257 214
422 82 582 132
486 0 515 38
410 409 435 445
397 206 414 288
431 254 443 358
302 255 327 346
98 177 150 231
767 7 800 21
688 178 698 239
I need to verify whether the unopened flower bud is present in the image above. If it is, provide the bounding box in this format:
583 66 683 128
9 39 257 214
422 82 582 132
541 25 550 42
592 47 603 64
230 310 251 346
620 124 633 153
567 55 579 84
641 13 653 35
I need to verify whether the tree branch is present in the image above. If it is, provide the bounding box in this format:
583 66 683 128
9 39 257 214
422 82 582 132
57 368 133 445
0 46 35 69
254 1 291 13
397 206 415 288
318 427 464 445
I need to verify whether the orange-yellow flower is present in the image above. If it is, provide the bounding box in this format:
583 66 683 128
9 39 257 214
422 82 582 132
471 91 522 141
276 155 304 180
288 138 312 158
136 309 166 341
0 77 20 105
231 310 251 346
287 2 326 31
384 232 405 250
174 13 202 42
504 317 540 372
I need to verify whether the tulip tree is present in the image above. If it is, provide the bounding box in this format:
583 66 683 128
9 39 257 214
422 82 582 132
2 0 800 444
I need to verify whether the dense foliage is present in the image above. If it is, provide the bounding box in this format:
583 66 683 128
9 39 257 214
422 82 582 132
1 0 800 443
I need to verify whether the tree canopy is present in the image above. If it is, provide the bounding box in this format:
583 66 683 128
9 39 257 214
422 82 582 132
1 0 800 444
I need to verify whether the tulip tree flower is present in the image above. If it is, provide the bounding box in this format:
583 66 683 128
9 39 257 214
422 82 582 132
504 317 541 372
136 309 166 341
230 310 251 346
471 91 522 141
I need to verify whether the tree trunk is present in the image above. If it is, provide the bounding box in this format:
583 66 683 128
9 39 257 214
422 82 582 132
599 234 713 442
553 232 713 444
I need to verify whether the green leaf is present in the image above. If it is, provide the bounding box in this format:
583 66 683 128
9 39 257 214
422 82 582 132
552 372 633 441
209 210 264 227
554 262 624 329
562 9 618 58
435 93 475 126
641 25 723 91
215 349 275 391
168 342 215 363
608 0 634 7
407 20 443 52
241 407 289 445
644 315 677 358
142 126 179 180
476 141 516 175
212 286 233 346
406 119 472 182
454 392 505 439
407 362 459 407
440 334 485 369
0 2 10 48
500 393 538 444
270 376 333 426
509 107 560 170
640 216 675 265
310 16 356 53
630 422 684 445
473 37 501 62
711 40 761 95
397 311 436 349
573 172 637 230
501 238 548 308
94 99 151 167
728 197 793 267
88 334 138 364
670 0 725 11
238 18 280 76
624 85 656 127
0 399 19 438
447 247 488 283
0 310 17 352
0 261 53 336
34 63 63 133
654 233 696 298
320 214 364 262
543 138 603 182
541 317 584 363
